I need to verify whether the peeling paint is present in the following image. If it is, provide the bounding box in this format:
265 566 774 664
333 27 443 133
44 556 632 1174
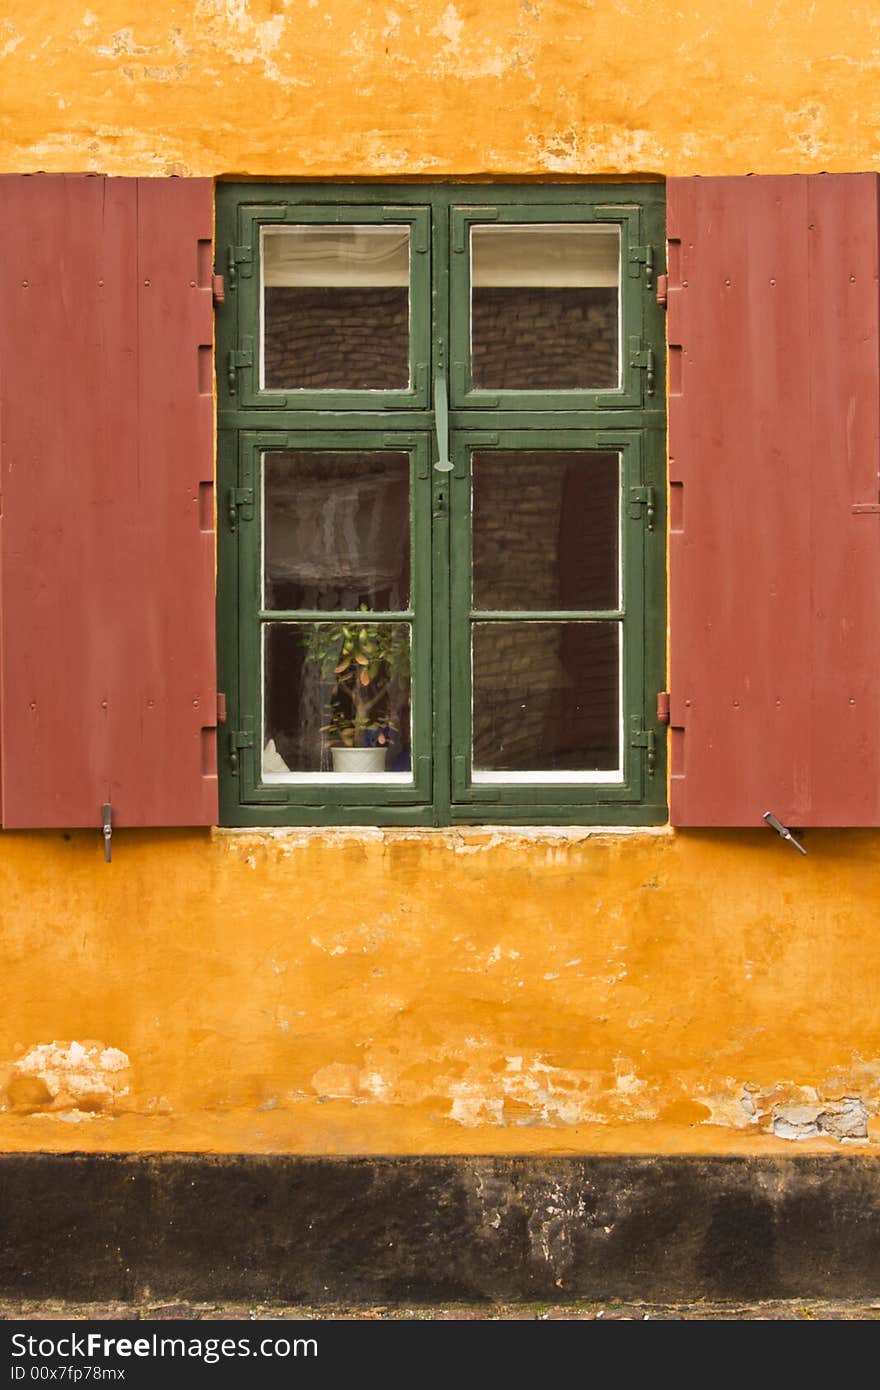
698 1078 875 1143
0 20 23 57
2 0 880 175
773 1098 869 1142
1 1041 131 1116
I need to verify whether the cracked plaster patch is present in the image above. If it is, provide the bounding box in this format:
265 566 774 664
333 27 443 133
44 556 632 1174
1 1040 131 1115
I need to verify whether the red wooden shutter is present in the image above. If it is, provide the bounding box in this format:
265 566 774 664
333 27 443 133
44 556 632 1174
0 175 217 827
668 174 880 826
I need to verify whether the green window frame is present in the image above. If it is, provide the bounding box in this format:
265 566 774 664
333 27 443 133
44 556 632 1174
217 183 666 827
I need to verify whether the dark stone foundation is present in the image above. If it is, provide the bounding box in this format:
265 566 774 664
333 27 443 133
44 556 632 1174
1 1154 879 1304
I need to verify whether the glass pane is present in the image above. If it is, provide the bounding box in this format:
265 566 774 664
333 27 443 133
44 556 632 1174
472 622 620 776
263 621 412 778
470 224 619 391
262 225 410 391
263 451 410 611
472 451 620 611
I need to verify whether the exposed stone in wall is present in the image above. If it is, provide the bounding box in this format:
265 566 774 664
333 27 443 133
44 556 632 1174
772 1099 868 1142
699 1081 873 1143
0 1041 131 1119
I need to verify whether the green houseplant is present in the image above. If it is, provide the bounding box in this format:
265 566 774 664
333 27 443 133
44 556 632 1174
304 609 410 773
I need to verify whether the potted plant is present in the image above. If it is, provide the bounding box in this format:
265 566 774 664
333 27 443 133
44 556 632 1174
304 609 409 773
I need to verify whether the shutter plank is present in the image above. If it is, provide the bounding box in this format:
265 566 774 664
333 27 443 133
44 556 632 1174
668 173 880 826
0 174 217 828
805 175 880 823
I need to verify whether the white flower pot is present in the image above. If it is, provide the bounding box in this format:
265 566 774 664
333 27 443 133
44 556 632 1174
330 746 387 775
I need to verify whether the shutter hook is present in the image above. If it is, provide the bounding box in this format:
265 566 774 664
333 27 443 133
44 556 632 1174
763 811 806 855
101 802 113 863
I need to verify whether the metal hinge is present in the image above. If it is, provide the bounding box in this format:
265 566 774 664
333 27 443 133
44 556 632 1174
226 244 253 290
226 486 254 530
628 336 656 396
655 272 668 308
630 720 657 777
228 729 253 775
212 273 226 306
627 483 656 530
628 244 655 288
226 341 253 394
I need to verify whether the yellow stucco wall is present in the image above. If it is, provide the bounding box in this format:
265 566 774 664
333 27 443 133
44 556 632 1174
2 0 880 1155
3 827 880 1154
1 0 878 178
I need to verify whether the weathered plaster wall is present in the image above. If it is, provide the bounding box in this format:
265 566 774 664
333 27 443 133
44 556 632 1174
2 0 880 177
3 0 880 1156
1 827 880 1154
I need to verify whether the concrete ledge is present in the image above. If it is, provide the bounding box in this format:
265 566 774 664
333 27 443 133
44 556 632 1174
2 1155 880 1304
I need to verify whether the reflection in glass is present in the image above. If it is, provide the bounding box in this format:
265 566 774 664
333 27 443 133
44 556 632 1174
262 225 410 391
263 621 411 778
263 451 410 611
470 224 620 391
472 451 620 612
472 622 620 776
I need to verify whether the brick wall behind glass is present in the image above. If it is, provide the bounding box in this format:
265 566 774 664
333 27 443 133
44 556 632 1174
263 288 620 770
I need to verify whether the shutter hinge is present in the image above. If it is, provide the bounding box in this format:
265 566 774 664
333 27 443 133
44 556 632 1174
627 483 656 531
226 244 253 291
655 272 668 308
628 244 655 288
657 691 670 725
630 720 657 777
226 486 254 530
226 342 254 394
217 692 228 724
628 336 656 396
228 728 253 775
212 273 226 306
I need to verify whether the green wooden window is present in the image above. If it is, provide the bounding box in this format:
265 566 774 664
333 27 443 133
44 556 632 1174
217 184 666 826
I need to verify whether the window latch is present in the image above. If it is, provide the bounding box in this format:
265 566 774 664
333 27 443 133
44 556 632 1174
434 362 452 473
630 721 657 776
628 484 656 530
101 802 112 864
226 486 254 531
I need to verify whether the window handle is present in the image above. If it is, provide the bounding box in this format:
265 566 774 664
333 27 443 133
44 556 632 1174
434 369 452 473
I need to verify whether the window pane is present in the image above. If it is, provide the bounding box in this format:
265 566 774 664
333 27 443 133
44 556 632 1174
263 451 410 611
262 226 410 391
472 622 620 777
470 224 619 391
263 621 412 778
472 450 620 611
